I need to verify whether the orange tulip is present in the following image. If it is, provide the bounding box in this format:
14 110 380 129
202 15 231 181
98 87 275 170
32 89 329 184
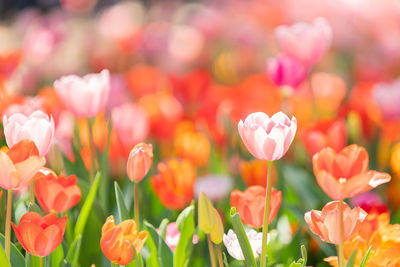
12 212 67 257
174 130 210 167
305 201 367 245
126 142 153 183
313 144 391 200
100 216 148 265
302 119 347 156
34 169 81 213
0 50 21 81
0 140 46 190
230 185 282 228
239 160 277 187
151 159 196 210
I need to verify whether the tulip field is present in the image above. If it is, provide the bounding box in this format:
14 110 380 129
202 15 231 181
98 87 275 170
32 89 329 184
1 0 400 266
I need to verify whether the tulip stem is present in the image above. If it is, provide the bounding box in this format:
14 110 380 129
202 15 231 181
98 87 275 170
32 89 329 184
39 256 43 267
260 161 272 267
29 181 35 206
338 200 345 267
5 189 12 260
134 182 140 229
207 234 217 267
87 118 97 183
111 262 119 267
217 244 224 267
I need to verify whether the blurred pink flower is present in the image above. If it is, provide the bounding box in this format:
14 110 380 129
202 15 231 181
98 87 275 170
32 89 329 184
350 191 388 214
54 69 110 118
373 78 400 120
112 103 149 149
238 112 297 161
275 17 332 65
3 110 55 156
194 174 233 203
267 54 309 89
164 222 199 252
54 111 75 158
3 97 44 118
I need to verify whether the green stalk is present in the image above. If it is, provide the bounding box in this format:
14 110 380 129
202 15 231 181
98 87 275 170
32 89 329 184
338 200 345 267
260 161 272 267
4 189 12 260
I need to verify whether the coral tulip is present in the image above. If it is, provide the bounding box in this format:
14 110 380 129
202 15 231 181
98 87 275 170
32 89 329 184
267 54 308 89
12 212 67 257
238 112 297 161
313 144 391 200
305 201 367 244
0 140 46 190
100 216 148 265
3 110 55 156
126 142 153 183
230 185 282 228
302 119 347 156
151 159 196 210
54 69 110 118
111 103 149 149
34 170 81 213
275 17 332 65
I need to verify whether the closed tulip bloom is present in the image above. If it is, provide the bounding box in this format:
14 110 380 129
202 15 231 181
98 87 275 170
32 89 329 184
313 145 391 200
302 119 347 157
100 216 148 265
12 212 67 257
34 170 81 213
54 69 110 118
275 17 332 65
3 110 55 156
112 103 149 149
230 185 282 228
223 229 266 260
0 140 46 190
238 112 297 161
127 143 153 183
151 159 196 210
305 201 367 244
267 54 308 89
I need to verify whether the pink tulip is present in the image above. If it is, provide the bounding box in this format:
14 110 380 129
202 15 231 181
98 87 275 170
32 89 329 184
111 103 149 149
3 110 54 156
304 201 367 245
54 69 110 118
275 17 332 65
267 54 309 89
238 112 297 161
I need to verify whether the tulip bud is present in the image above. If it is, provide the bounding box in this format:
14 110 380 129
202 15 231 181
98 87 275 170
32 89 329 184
210 208 224 244
198 192 215 234
127 142 153 183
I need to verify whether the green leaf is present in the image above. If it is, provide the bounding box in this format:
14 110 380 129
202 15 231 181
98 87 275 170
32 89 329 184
49 244 64 267
144 221 173 267
345 249 357 267
66 235 82 267
0 243 10 267
14 200 28 225
74 173 100 238
222 252 229 267
0 234 25 267
360 246 372 267
159 219 169 240
174 205 195 267
114 182 129 221
230 208 257 267
27 203 43 216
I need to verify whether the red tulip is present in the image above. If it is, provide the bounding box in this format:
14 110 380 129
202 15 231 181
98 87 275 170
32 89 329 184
12 212 67 257
230 185 282 228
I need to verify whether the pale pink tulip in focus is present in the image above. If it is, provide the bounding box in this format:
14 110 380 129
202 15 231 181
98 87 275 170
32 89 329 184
275 17 332 65
112 103 149 149
267 54 308 89
238 112 297 161
304 201 367 244
53 69 110 118
3 110 55 156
